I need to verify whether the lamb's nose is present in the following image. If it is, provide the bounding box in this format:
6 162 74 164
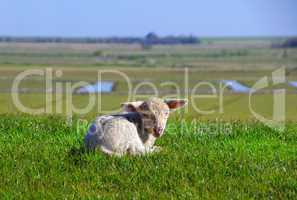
155 127 163 134
153 127 163 137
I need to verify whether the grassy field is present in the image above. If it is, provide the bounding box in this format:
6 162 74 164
0 65 296 121
0 39 297 198
0 115 296 198
0 39 296 69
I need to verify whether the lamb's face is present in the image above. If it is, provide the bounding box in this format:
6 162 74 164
137 98 170 137
122 98 187 138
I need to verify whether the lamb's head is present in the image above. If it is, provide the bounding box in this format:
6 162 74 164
121 98 187 137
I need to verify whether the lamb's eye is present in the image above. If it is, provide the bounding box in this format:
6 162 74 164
142 113 150 118
140 102 149 110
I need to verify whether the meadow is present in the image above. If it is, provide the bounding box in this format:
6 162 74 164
0 115 297 199
0 38 297 198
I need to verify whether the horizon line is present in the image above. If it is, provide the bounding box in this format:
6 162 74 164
0 35 296 39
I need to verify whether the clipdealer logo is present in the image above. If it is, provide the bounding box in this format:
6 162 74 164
249 67 286 131
10 67 287 131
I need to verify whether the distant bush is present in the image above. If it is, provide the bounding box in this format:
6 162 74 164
93 50 104 57
282 38 297 48
272 38 297 48
144 32 200 45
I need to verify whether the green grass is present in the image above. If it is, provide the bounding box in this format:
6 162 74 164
1 39 297 198
0 115 296 198
0 66 297 121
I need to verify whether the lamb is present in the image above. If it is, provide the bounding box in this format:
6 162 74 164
84 97 187 156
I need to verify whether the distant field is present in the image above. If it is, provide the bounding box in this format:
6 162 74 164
0 68 297 121
0 93 296 121
0 39 296 121
0 38 296 70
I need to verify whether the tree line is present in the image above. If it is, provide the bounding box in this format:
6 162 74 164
0 32 200 45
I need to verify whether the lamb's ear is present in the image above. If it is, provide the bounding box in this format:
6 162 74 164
121 101 144 112
165 99 188 111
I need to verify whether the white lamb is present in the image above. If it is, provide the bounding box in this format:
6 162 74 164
84 97 187 156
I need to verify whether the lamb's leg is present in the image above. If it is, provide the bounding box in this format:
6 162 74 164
128 143 161 155
100 146 123 157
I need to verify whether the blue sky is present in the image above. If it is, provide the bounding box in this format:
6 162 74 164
1 0 296 37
